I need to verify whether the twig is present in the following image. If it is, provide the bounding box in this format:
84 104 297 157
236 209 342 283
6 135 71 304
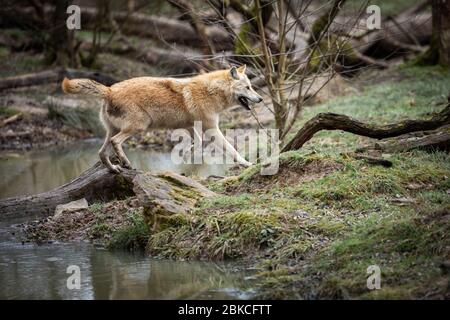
0 113 23 127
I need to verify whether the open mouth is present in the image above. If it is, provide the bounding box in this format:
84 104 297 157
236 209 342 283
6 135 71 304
238 96 251 110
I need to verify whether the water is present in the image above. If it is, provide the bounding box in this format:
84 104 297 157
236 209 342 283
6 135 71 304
0 220 254 299
0 141 254 300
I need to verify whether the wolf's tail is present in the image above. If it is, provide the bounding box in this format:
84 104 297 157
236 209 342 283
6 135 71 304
62 77 111 97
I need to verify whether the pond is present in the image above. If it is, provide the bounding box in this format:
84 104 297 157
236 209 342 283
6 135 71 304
0 141 254 300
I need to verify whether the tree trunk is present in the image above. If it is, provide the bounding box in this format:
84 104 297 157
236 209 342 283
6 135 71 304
415 0 450 66
45 0 79 67
433 0 450 66
167 0 216 56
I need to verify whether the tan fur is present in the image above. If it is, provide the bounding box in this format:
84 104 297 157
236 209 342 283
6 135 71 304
62 77 110 97
62 67 261 173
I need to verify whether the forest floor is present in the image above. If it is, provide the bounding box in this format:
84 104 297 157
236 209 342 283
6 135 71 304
19 63 450 299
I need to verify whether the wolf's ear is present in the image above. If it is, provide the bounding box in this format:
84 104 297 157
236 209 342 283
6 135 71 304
237 64 246 74
230 66 239 80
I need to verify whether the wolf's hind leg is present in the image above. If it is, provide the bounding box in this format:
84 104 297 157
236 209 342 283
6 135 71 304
99 104 122 173
98 127 122 173
111 129 134 169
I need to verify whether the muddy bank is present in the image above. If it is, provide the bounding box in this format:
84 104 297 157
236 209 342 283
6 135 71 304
21 197 148 250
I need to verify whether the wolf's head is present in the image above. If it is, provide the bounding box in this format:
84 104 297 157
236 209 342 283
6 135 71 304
229 65 263 110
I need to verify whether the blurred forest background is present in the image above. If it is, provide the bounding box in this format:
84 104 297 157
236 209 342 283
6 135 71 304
0 0 448 151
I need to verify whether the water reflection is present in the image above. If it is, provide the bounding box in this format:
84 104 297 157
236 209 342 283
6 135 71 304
0 219 253 300
0 245 253 300
0 140 228 199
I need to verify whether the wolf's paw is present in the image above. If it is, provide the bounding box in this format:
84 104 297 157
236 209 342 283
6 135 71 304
230 161 253 171
109 165 123 174
239 160 253 167
122 162 133 170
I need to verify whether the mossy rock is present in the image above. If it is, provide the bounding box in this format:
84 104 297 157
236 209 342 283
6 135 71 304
133 171 215 232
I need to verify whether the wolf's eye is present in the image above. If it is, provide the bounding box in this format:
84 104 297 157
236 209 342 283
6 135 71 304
246 86 250 89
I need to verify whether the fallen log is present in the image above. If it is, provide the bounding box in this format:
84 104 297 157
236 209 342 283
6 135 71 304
0 161 215 227
81 7 233 51
282 103 450 152
0 162 136 219
0 68 118 91
0 6 234 51
81 42 207 73
358 12 431 58
135 171 215 232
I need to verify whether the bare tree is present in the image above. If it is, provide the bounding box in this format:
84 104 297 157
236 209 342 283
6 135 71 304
415 0 449 66
431 0 450 66
45 0 80 67
205 0 352 141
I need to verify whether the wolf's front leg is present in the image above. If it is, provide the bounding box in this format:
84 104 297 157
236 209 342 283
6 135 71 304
208 127 253 167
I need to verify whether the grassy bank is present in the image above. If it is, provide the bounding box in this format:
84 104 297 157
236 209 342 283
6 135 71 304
142 65 450 298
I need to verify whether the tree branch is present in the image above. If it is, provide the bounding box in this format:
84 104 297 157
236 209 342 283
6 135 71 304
282 103 450 152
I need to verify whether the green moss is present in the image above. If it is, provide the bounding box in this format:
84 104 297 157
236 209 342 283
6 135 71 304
109 210 149 251
89 202 104 213
0 47 9 58
308 205 449 299
89 222 111 238
235 23 253 56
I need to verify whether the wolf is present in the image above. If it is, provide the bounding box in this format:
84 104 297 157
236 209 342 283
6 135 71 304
62 65 263 173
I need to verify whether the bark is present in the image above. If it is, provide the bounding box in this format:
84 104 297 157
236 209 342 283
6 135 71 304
88 8 232 50
0 33 43 52
282 103 450 152
0 113 22 128
0 68 118 91
45 0 68 61
309 0 347 46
